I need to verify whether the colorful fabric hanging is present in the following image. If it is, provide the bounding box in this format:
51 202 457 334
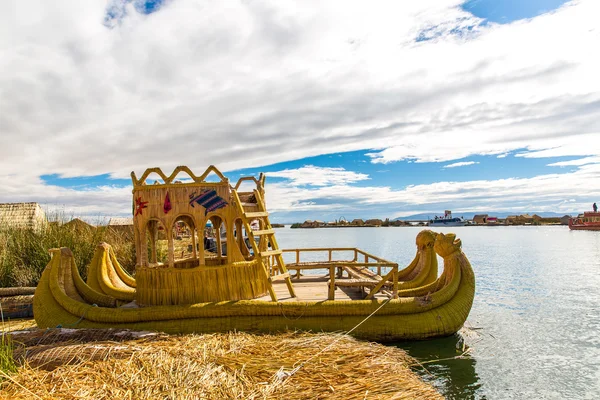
189 190 228 215
164 192 172 214
135 197 149 216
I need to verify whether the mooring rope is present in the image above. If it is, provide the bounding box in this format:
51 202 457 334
56 304 98 329
260 296 393 396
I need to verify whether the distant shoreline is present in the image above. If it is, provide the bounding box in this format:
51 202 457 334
289 223 566 229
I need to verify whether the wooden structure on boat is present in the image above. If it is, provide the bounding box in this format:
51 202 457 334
130 165 294 304
33 165 476 341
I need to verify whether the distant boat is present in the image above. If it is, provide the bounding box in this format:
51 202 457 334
429 210 466 227
569 211 600 231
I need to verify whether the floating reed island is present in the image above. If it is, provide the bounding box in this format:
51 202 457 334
1 328 442 399
33 165 476 341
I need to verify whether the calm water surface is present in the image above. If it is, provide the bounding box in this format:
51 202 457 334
275 226 600 399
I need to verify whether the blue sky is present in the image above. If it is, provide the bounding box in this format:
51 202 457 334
2 0 599 223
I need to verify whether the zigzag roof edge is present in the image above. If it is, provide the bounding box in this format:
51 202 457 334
131 165 228 187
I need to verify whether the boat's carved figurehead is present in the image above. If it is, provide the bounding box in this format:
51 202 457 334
434 233 462 258
416 229 437 250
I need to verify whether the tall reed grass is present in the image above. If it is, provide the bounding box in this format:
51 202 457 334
0 219 135 288
0 304 18 378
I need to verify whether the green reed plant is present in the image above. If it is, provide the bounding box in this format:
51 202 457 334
0 332 17 377
0 303 18 377
0 217 136 288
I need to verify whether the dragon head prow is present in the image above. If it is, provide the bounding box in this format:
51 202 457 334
434 232 462 257
416 230 438 249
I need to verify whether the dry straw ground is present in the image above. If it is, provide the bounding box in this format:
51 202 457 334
0 326 442 399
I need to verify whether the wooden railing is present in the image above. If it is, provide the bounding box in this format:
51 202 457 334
272 248 399 300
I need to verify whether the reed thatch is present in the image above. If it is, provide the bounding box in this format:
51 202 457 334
0 203 47 230
1 328 442 399
62 218 95 233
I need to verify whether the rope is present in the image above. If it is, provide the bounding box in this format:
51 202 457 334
261 296 393 395
56 304 98 329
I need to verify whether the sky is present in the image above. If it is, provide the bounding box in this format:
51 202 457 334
1 0 599 223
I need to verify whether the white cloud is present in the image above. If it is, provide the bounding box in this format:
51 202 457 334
547 156 600 167
265 163 600 217
268 165 369 186
1 0 600 216
443 161 479 168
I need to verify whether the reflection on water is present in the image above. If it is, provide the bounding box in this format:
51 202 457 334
395 333 483 399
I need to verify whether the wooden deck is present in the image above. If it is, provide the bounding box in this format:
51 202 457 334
255 274 389 302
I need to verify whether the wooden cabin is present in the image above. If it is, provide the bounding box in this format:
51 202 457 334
472 214 488 224
0 202 47 230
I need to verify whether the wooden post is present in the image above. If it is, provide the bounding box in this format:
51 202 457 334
191 229 198 259
328 265 336 300
215 219 222 262
148 221 157 264
134 222 142 267
139 224 148 267
167 229 175 268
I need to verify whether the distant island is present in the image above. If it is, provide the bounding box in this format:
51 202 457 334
290 212 572 228
291 218 410 228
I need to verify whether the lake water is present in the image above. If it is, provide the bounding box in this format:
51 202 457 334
275 226 600 399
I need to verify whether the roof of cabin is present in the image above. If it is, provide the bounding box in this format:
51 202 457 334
108 217 133 226
0 202 47 229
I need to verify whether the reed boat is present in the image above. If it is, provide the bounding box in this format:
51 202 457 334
569 211 600 231
34 166 475 341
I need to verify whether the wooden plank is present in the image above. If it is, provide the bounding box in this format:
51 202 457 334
271 272 290 281
332 279 379 287
252 229 275 236
245 211 269 218
260 249 282 257
286 261 393 268
365 268 395 300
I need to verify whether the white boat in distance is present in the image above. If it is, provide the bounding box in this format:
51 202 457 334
429 210 466 227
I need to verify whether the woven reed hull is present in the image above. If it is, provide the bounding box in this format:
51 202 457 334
33 233 475 341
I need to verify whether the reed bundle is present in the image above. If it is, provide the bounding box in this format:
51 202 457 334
1 328 442 399
136 261 268 305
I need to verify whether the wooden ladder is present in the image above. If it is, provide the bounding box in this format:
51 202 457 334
232 189 296 301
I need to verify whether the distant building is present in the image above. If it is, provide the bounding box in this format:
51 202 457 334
519 214 533 223
560 215 572 225
486 217 498 225
0 202 47 230
300 220 323 228
351 219 364 226
365 219 383 226
473 214 488 224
